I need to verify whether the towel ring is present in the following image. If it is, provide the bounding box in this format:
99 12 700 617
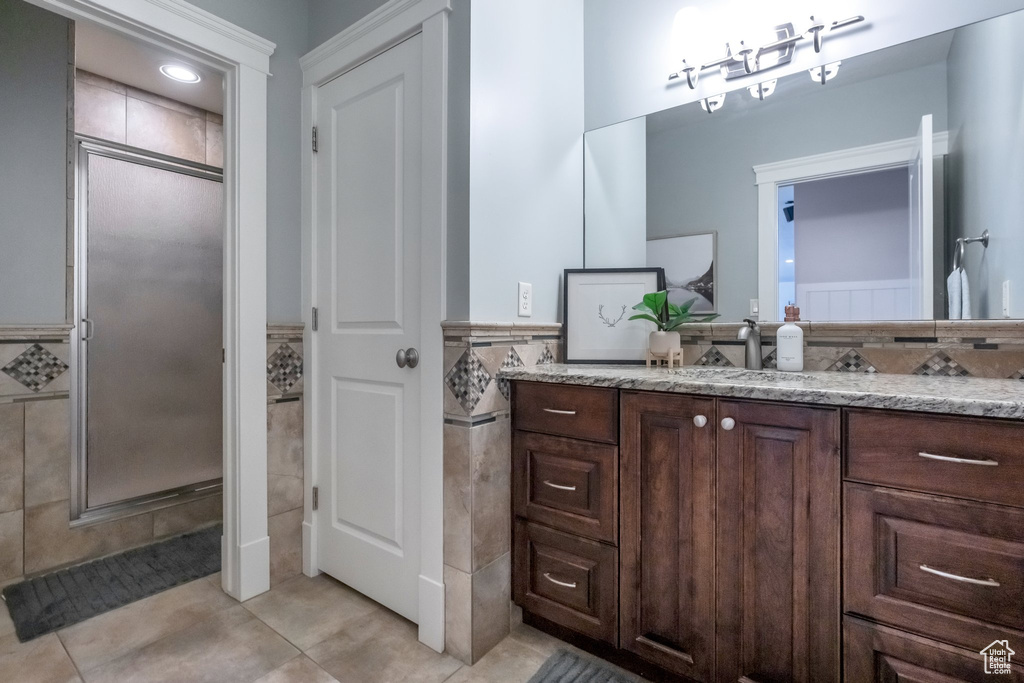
952 230 989 271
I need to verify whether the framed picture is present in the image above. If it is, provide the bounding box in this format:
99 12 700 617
647 232 717 314
563 268 665 364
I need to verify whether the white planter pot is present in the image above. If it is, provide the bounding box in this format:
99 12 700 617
649 330 681 355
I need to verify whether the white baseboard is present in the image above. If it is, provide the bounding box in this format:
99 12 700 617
302 520 319 578
236 535 271 601
418 573 446 653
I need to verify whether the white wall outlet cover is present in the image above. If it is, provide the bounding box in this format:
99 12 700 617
750 299 760 316
518 282 533 317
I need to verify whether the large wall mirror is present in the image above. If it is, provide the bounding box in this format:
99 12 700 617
584 8 1024 322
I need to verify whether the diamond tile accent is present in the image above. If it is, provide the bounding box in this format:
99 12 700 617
762 349 777 369
2 344 68 392
828 349 877 373
538 346 555 365
497 347 524 400
445 350 492 413
913 351 970 377
694 346 733 367
267 343 303 393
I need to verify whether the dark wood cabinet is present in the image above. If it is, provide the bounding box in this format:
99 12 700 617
716 400 841 683
619 392 717 682
510 380 1024 683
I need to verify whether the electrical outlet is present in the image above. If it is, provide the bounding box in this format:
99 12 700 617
518 282 533 317
750 299 760 316
1003 280 1011 318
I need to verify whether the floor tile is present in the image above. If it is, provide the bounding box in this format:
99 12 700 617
80 605 298 683
252 654 339 683
58 576 236 672
243 573 381 651
306 608 463 683
0 632 81 683
442 633 547 683
0 595 16 639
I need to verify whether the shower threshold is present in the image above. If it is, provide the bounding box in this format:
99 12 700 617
70 478 222 528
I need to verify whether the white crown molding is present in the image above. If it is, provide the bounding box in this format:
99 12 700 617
754 131 950 186
300 0 451 86
28 0 275 73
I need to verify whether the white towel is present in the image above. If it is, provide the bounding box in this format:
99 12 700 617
947 269 962 319
960 268 971 320
947 268 972 320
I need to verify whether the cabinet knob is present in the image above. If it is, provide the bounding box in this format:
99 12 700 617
693 415 708 428
721 417 736 431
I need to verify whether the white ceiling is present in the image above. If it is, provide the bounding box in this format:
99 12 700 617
75 21 224 114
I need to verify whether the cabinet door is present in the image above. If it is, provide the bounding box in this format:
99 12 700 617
716 400 841 683
620 391 716 682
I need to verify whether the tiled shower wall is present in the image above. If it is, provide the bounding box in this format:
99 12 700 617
441 322 561 664
0 325 305 586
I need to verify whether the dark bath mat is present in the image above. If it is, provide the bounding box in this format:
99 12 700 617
528 649 640 683
2 524 221 642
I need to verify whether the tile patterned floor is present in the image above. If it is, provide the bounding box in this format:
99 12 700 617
0 572 645 683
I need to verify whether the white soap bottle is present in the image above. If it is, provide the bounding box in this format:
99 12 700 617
777 304 804 372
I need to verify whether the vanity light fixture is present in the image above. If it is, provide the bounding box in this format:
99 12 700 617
668 13 865 86
809 61 841 84
159 64 201 83
699 93 726 114
747 79 777 100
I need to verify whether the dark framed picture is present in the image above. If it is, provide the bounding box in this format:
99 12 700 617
647 232 717 314
563 268 665 364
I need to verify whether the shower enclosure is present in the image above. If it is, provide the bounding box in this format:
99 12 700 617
72 138 223 521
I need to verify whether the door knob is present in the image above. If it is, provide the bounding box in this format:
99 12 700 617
396 347 419 369
693 415 708 428
721 417 736 431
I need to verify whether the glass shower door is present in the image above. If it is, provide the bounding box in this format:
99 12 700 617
79 147 223 511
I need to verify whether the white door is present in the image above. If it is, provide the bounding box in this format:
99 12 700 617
315 33 423 621
909 114 934 319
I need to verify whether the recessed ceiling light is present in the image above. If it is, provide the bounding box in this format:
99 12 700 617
160 64 201 83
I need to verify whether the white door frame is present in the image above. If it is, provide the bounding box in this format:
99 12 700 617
27 0 275 601
753 132 949 322
299 0 450 652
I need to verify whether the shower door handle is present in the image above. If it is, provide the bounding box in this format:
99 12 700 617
81 318 95 341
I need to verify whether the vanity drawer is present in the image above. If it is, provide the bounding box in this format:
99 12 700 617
844 616 1024 682
512 382 618 444
513 431 618 543
845 409 1024 507
513 520 618 645
845 483 1024 654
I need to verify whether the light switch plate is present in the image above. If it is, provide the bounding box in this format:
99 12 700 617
750 299 760 316
518 282 533 317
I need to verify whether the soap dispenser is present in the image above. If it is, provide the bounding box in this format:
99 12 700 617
777 304 804 372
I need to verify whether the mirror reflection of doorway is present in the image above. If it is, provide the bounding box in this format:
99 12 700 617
777 162 942 322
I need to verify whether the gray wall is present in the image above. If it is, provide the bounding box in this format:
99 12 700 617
946 10 1024 318
307 0 389 49
645 63 948 321
0 0 70 324
445 0 471 320
794 169 910 285
584 116 646 269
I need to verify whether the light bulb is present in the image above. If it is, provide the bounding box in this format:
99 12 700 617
809 61 841 84
671 7 714 68
747 79 777 100
699 93 726 114
159 64 201 83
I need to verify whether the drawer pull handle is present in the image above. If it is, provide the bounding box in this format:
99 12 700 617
543 573 577 589
543 480 577 492
918 451 999 466
919 564 1000 587
542 408 577 416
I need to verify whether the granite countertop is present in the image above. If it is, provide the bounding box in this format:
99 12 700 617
498 364 1024 419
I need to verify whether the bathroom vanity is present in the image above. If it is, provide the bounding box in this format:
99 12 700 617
504 366 1024 682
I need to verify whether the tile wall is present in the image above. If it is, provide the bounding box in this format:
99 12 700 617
0 324 305 587
441 321 562 664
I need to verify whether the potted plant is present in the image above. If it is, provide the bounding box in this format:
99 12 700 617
629 290 719 355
